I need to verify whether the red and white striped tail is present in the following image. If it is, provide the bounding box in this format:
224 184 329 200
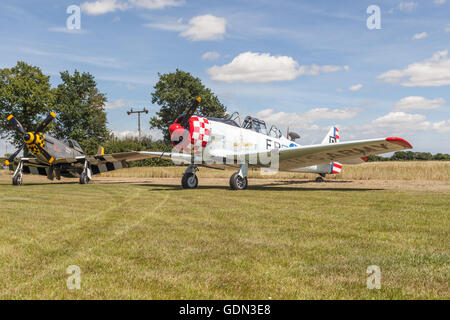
332 162 342 174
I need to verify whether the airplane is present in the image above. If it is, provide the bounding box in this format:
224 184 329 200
1 112 160 185
140 97 413 190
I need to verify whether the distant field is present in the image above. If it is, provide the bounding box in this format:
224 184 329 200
0 174 448 299
105 161 450 181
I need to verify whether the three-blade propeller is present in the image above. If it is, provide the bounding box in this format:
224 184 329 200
4 113 56 165
169 97 202 146
178 97 202 128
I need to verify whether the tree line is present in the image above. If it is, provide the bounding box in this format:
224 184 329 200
0 62 226 156
367 151 450 162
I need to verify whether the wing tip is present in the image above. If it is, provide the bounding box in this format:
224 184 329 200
386 137 413 149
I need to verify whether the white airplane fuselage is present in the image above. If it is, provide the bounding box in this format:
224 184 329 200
171 116 339 175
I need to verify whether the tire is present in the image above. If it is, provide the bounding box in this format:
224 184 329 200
229 173 248 190
182 173 198 189
79 172 90 185
315 177 324 183
12 175 22 186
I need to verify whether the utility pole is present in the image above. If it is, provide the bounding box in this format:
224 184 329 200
126 108 149 141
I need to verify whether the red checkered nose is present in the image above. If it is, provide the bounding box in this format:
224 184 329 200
169 117 211 152
188 116 211 152
169 122 187 148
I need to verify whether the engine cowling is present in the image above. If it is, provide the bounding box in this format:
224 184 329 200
169 116 211 153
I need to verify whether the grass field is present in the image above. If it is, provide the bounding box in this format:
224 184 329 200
0 174 449 299
105 161 450 181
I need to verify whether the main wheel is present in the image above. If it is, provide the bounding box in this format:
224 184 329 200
229 173 248 190
12 174 22 186
79 171 90 184
315 176 324 183
182 173 198 189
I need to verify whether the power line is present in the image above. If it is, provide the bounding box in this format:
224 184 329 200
126 108 149 142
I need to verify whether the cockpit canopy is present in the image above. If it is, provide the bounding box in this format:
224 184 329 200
200 112 295 140
62 139 83 153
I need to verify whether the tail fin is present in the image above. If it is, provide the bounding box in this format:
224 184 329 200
97 146 105 156
321 126 340 144
322 127 342 174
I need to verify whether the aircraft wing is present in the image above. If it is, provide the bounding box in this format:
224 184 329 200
4 157 42 165
225 137 412 170
50 151 167 165
86 151 165 164
138 151 193 164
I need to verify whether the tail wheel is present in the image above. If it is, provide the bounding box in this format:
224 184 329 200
12 175 22 186
315 177 324 183
79 172 90 185
229 173 248 190
182 173 198 189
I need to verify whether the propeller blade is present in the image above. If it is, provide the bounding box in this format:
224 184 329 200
6 115 26 135
179 97 202 128
5 143 25 166
36 144 55 164
35 112 56 133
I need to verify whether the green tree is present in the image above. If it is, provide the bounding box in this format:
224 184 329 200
104 135 172 167
433 153 450 161
0 61 54 148
53 70 109 154
150 69 227 143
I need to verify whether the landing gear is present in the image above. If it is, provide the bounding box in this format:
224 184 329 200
79 161 92 185
47 165 55 181
12 161 23 186
230 164 248 190
181 165 198 189
54 167 61 181
315 175 325 183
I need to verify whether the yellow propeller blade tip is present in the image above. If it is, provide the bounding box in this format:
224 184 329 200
49 157 54 164
50 112 56 118
5 160 10 166
7 115 13 121
196 97 202 103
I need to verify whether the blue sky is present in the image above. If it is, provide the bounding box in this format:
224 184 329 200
1 0 449 155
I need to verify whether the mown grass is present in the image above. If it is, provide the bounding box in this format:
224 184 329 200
0 178 448 299
105 161 450 181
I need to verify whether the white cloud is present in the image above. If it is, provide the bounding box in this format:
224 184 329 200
446 24 450 33
21 47 123 69
202 51 221 61
398 1 418 12
434 0 446 5
373 112 426 127
431 120 450 133
105 99 129 109
48 27 88 34
208 52 347 83
81 0 129 15
81 0 182 15
128 0 184 10
144 18 186 32
412 32 428 40
349 84 363 91
112 130 139 138
361 112 450 135
378 50 450 87
394 96 445 111
253 107 359 129
180 15 227 41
